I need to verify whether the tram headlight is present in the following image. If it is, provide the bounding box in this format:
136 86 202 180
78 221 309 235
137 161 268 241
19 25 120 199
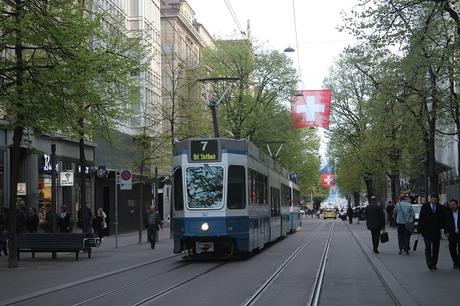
201 222 210 232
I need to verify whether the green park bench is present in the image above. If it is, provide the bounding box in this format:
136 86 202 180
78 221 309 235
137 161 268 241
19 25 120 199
16 233 99 261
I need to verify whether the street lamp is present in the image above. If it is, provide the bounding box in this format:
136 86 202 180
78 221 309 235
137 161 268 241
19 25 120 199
284 46 295 53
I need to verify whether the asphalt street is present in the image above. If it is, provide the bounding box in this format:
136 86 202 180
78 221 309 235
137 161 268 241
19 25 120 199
0 218 458 306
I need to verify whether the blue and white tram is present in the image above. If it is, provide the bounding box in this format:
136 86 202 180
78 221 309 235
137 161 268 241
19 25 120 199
288 181 302 232
172 138 300 257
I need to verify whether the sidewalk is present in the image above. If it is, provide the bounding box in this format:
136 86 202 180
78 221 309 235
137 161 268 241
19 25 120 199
0 228 174 302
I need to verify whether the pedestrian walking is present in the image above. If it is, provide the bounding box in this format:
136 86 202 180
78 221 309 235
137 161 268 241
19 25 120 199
0 208 8 256
347 205 353 224
37 206 47 232
386 201 395 227
25 207 39 232
45 206 57 233
419 193 445 270
394 194 415 255
145 206 162 249
444 199 460 269
365 196 385 254
92 208 107 239
57 205 71 233
15 207 26 233
78 206 93 234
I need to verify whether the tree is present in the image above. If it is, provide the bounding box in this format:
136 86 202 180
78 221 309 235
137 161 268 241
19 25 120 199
0 0 145 268
339 0 459 196
201 40 321 195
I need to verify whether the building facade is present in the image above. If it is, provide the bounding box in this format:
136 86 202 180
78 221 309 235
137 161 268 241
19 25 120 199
92 0 162 233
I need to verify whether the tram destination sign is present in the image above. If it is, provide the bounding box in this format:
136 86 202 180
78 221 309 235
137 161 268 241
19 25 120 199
190 140 219 162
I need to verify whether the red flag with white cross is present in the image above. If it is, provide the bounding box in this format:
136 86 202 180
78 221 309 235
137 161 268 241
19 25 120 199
291 90 332 129
321 173 335 188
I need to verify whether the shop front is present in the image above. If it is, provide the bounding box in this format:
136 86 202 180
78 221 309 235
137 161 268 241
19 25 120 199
4 132 95 229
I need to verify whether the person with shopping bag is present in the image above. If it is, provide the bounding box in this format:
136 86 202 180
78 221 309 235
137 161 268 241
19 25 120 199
366 196 386 254
394 193 415 255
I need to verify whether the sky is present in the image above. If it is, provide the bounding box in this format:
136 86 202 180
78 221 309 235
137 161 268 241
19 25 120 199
187 0 358 89
186 0 359 161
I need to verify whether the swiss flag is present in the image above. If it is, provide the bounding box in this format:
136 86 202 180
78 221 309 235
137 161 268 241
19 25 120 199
291 90 332 129
321 173 335 188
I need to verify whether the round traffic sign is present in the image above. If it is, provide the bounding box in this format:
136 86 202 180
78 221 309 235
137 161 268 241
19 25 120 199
120 170 132 181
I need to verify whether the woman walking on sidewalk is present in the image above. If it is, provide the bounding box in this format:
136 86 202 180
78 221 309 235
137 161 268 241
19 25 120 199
93 208 108 240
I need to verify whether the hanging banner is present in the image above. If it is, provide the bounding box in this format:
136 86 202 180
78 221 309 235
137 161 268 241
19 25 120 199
291 90 332 129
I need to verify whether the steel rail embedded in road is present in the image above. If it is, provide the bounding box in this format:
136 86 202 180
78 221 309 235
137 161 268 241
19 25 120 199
241 222 328 306
307 222 334 306
1 253 182 306
72 262 191 306
345 223 404 306
131 262 227 306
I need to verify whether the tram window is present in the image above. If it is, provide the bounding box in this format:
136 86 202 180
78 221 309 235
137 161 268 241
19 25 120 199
248 169 268 205
186 165 224 209
270 187 280 216
173 167 184 211
281 184 290 207
227 165 246 209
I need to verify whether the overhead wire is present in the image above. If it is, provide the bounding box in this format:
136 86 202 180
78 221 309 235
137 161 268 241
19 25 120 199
221 0 254 55
292 0 303 86
223 0 245 35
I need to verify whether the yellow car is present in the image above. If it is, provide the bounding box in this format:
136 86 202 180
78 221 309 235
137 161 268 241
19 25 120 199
323 209 337 219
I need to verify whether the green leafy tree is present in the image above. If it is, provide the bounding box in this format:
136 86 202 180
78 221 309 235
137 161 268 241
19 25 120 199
0 0 145 268
202 40 321 195
340 0 460 195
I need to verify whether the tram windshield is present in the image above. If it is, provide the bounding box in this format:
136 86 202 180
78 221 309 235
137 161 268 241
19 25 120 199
186 165 224 209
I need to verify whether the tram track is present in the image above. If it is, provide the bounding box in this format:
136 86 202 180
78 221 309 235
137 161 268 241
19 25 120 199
2 253 183 306
241 222 330 306
130 262 227 306
306 223 334 306
345 222 418 306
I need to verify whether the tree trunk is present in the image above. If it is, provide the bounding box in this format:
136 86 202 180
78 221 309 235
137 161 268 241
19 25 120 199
428 128 438 195
9 0 25 268
363 175 374 202
353 192 360 207
389 173 400 205
8 127 23 268
79 118 87 228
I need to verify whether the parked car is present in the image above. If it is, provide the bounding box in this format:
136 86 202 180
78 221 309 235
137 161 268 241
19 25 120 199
338 209 348 221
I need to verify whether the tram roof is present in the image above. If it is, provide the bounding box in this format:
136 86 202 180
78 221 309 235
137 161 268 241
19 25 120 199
173 138 290 176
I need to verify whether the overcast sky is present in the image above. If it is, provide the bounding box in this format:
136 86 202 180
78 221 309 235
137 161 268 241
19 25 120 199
187 0 358 90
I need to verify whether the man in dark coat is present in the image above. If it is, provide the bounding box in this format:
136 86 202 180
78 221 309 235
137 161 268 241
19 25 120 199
444 199 460 269
419 193 445 270
347 205 353 224
366 196 385 253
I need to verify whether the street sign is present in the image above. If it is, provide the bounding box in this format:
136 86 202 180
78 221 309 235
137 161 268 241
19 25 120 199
119 169 133 190
60 171 74 186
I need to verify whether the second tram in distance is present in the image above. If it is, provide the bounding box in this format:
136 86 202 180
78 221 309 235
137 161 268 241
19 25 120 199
172 138 301 257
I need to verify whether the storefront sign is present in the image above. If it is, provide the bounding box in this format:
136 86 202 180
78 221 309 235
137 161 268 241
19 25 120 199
17 183 26 196
60 171 74 186
43 154 59 172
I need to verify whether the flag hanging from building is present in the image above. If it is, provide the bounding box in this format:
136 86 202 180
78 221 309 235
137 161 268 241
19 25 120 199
291 90 332 129
320 162 335 188
321 173 335 188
